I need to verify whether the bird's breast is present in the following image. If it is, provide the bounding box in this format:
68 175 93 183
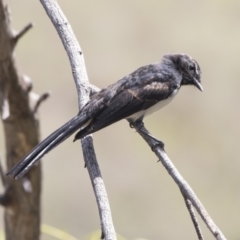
128 88 179 121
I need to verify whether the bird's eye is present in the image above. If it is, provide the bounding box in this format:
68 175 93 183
189 65 195 71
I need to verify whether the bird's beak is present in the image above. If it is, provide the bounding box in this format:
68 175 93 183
193 78 203 92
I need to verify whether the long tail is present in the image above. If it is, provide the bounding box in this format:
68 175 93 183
7 114 89 179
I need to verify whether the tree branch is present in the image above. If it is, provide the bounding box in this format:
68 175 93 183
131 121 227 240
89 83 100 96
38 0 116 239
183 194 203 240
82 136 116 240
32 91 50 114
12 22 33 47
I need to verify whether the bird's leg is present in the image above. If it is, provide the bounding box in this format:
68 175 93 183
129 120 165 150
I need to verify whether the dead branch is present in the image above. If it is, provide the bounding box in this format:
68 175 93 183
12 22 33 47
131 120 227 240
184 196 203 240
0 1 41 239
39 0 116 239
32 91 50 114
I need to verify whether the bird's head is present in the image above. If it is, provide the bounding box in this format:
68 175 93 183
163 53 203 91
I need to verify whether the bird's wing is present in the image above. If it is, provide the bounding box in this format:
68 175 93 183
74 80 174 139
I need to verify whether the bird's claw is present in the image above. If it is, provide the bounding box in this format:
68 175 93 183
129 122 135 128
151 140 165 152
129 120 144 129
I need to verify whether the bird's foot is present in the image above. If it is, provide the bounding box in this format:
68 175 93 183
141 131 165 150
151 139 165 152
129 120 144 129
129 120 165 150
129 122 134 128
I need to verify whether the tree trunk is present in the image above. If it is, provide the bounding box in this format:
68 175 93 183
0 0 41 239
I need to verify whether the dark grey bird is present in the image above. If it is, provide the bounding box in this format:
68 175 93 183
8 53 202 179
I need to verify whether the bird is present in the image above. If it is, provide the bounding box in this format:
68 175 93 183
7 53 202 179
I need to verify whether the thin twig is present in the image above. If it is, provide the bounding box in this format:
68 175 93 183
184 195 204 240
13 22 33 46
32 91 50 114
39 1 116 239
132 121 227 240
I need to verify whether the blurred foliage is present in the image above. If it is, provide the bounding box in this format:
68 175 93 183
83 230 126 240
0 226 146 240
41 224 79 240
0 224 78 240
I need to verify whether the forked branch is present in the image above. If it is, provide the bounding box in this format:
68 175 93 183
36 1 226 240
184 196 203 240
39 0 115 239
131 121 227 240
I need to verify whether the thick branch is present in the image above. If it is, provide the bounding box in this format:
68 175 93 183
39 0 90 108
82 136 116 240
132 121 226 240
39 1 116 239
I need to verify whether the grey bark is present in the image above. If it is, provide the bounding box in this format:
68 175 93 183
39 0 116 239
132 121 227 240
